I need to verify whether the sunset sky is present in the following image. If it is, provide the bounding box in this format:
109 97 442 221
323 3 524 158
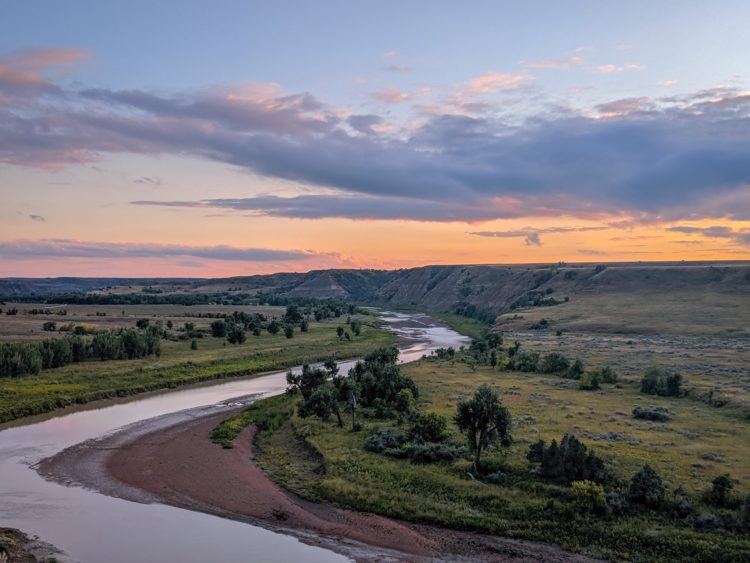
2 1 750 277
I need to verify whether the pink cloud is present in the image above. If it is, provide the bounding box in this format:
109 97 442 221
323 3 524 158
371 86 411 104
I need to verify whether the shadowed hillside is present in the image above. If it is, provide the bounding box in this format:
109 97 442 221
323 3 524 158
3 262 749 336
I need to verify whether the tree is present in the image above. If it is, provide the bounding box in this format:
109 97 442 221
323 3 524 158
283 304 304 325
286 364 327 400
284 325 294 339
226 323 246 344
349 347 418 408
287 364 344 428
333 375 360 430
136 318 150 329
210 320 227 338
628 464 665 508
336 326 345 340
300 319 309 332
190 339 198 350
267 319 281 335
454 384 511 471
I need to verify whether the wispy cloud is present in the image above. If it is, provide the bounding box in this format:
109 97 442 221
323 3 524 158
382 65 413 73
371 86 411 103
470 226 608 246
596 63 646 74
28 214 46 222
668 225 750 246
0 239 329 262
525 55 585 70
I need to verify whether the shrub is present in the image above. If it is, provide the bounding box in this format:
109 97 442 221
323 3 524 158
538 352 570 374
485 470 512 485
591 365 617 383
393 388 415 413
364 428 407 457
579 371 601 390
740 495 750 528
408 442 465 464
628 464 666 508
136 318 150 329
566 359 585 380
190 339 198 350
605 491 628 517
632 405 671 422
42 321 57 332
284 325 294 339
571 480 606 513
409 412 448 442
528 434 610 484
641 366 682 397
705 474 735 508
512 349 540 372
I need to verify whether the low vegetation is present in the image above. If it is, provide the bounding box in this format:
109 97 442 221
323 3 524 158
216 340 750 560
0 301 392 423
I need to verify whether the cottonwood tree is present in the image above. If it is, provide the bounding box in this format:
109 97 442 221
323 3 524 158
454 384 511 471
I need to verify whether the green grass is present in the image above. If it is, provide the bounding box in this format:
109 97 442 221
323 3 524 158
0 319 394 423
219 358 750 561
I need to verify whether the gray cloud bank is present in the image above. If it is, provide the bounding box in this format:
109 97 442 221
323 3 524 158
3 49 750 223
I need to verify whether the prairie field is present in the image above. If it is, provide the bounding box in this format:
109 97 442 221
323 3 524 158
237 357 750 560
0 303 285 341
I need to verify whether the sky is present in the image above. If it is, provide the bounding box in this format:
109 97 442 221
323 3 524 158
2 0 750 277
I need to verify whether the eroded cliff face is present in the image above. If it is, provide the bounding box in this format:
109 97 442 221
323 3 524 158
282 262 750 319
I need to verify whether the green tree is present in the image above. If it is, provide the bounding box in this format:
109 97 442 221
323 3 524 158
336 326 345 340
267 319 281 335
454 384 511 471
284 325 294 339
628 464 666 508
226 323 246 344
210 320 227 337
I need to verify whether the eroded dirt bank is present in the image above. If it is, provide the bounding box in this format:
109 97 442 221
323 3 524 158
39 407 597 562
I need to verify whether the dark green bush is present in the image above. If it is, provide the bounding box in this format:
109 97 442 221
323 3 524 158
641 366 682 397
628 464 666 508
409 412 448 442
632 405 671 422
528 434 610 484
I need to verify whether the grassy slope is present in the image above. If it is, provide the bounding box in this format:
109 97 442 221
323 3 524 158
227 359 750 560
0 319 393 423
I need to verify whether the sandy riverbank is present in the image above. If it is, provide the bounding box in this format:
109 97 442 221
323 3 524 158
38 405 597 562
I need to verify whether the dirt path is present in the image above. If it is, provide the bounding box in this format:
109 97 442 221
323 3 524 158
40 408 598 562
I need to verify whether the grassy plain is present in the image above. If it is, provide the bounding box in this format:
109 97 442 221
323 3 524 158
0 314 393 423
226 358 750 560
0 303 285 341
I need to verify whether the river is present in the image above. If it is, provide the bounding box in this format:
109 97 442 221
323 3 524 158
0 312 469 562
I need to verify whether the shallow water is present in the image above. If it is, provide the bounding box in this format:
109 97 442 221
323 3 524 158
0 312 468 562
